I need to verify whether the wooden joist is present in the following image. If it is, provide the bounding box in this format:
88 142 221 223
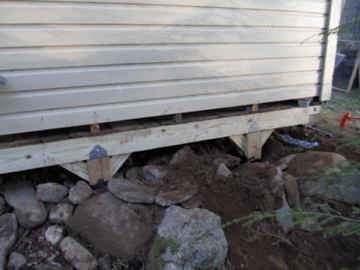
0 106 320 175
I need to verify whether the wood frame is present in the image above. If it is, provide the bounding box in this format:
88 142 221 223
0 106 320 181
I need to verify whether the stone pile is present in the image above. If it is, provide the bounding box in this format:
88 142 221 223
0 146 229 270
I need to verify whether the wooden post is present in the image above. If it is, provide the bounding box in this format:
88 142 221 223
245 104 262 160
87 157 111 185
175 113 182 124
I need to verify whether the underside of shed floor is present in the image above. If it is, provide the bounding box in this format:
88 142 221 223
0 102 321 184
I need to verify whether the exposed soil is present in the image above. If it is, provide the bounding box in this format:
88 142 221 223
1 124 360 270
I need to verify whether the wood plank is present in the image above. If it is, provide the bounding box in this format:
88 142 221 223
182 111 219 123
68 123 112 138
0 106 320 174
0 84 320 136
320 0 342 101
13 132 40 147
87 157 111 185
109 120 145 132
0 3 326 28
261 129 274 146
0 134 15 149
60 161 89 182
0 44 324 70
8 0 327 14
0 58 322 92
110 153 132 176
40 128 69 143
0 26 323 49
0 71 322 114
175 114 182 124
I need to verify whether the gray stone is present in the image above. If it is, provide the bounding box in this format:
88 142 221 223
143 165 167 182
181 195 202 209
108 178 158 204
284 174 300 208
68 192 154 259
68 181 93 205
4 180 47 229
45 225 64 245
7 252 26 270
216 163 232 177
0 214 17 270
59 237 97 270
98 254 112 270
282 152 360 204
147 206 228 270
49 204 74 224
0 198 4 215
156 187 198 207
213 154 241 169
276 194 294 234
36 182 69 203
169 146 193 165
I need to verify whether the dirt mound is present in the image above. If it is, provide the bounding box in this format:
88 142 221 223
1 126 360 269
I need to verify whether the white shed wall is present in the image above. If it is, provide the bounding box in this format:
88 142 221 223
0 0 339 136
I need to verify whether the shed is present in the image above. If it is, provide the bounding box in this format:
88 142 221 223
0 0 342 183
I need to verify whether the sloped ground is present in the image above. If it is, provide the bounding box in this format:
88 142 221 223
1 89 360 269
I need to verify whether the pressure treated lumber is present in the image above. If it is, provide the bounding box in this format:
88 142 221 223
0 106 320 175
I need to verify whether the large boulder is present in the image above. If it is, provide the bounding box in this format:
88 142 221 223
67 192 154 259
278 152 360 204
147 206 228 270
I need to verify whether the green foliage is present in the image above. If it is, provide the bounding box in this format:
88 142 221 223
225 205 360 237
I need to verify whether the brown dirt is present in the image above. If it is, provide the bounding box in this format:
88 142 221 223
1 125 360 269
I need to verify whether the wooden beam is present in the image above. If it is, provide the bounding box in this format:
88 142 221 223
0 106 320 174
60 162 89 182
87 157 111 185
261 129 273 146
110 153 132 176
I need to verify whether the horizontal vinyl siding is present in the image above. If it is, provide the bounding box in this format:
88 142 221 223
0 0 331 135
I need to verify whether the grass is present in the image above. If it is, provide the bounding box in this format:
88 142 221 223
320 88 360 136
321 88 360 121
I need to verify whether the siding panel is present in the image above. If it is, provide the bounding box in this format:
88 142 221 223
0 0 339 136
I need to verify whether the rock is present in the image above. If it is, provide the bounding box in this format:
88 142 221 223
284 174 300 208
98 254 112 270
36 182 69 203
213 154 241 169
49 204 74 224
276 194 294 234
59 237 97 270
282 152 360 204
0 198 4 215
68 181 93 205
267 255 289 270
108 178 158 204
169 146 193 165
143 165 167 182
7 252 26 270
216 163 232 177
156 187 198 207
181 195 202 209
147 206 228 270
45 225 64 245
0 214 17 270
68 192 154 259
4 180 47 229
125 167 145 180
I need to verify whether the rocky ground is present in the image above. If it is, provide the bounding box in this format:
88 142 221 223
0 124 360 270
